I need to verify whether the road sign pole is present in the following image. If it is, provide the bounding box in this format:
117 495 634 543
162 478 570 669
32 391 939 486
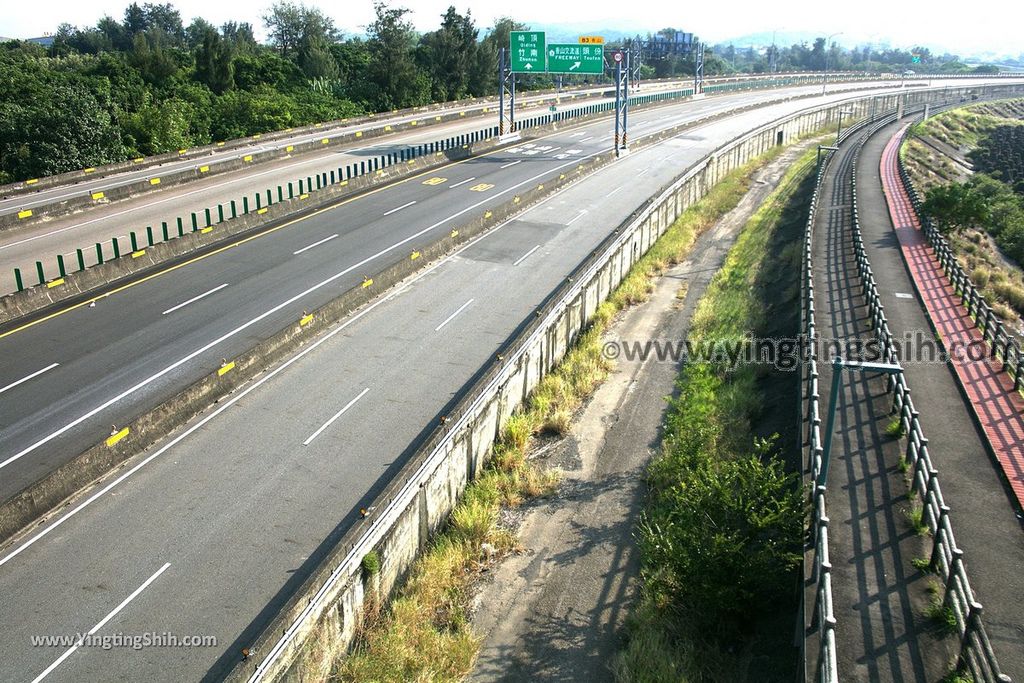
499 47 506 135
694 41 705 94
622 52 629 151
614 57 621 154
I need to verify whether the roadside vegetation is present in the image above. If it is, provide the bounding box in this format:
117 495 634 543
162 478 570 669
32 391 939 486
905 99 1024 328
613 147 818 681
293 143 792 681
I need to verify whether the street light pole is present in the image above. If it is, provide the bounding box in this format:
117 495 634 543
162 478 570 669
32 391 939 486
822 31 843 95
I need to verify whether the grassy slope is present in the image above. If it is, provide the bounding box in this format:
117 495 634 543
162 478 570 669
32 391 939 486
614 146 817 682
904 98 1024 328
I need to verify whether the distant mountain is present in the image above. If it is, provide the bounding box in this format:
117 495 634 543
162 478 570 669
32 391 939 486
524 22 674 44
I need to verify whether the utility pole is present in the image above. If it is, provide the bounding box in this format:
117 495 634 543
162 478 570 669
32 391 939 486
821 32 843 95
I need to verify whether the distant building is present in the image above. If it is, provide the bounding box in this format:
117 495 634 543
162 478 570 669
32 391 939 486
0 35 55 46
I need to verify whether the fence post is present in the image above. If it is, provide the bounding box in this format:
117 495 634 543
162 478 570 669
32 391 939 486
76 249 85 271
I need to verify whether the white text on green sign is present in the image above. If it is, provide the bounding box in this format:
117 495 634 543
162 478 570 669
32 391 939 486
510 31 546 72
547 44 604 74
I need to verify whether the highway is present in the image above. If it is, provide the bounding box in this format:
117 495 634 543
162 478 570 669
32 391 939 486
0 76 889 293
0 78 1015 682
0 79 933 510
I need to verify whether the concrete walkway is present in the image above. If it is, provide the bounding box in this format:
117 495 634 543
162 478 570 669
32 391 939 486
855 121 1024 679
809 126 952 682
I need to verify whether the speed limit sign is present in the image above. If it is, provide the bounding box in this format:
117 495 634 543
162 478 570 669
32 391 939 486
612 51 623 63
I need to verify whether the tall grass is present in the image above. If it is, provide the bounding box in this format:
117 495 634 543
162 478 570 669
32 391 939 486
615 147 818 682
327 149 791 682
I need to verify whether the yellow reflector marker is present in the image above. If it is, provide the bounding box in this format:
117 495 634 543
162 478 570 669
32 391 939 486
300 314 314 326
411 251 420 260
257 207 268 215
253 134 261 139
25 178 38 184
201 226 214 234
299 193 309 199
484 211 492 219
46 278 65 288
285 145 294 152
131 250 145 258
339 181 348 187
17 209 32 219
362 277 373 288
106 427 129 447
199 165 209 173
218 361 235 376
385 125 392 131
321 138 329 144
217 141 225 146
150 178 161 185
243 155 253 162
91 191 105 200
450 229 459 238
435 116 441 121
83 167 95 174
178 149 187 154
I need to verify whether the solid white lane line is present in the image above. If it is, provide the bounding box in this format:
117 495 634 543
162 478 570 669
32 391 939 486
578 136 593 143
448 177 476 189
434 298 474 332
293 234 339 255
566 209 588 226
499 160 522 169
383 200 416 216
302 388 370 446
606 186 624 197
0 363 59 396
31 563 171 683
0 142 609 475
637 168 649 177
512 245 540 267
161 283 229 315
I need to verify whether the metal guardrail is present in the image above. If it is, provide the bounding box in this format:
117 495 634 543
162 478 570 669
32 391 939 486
802 144 838 683
803 109 885 683
895 131 1024 392
847 115 1012 683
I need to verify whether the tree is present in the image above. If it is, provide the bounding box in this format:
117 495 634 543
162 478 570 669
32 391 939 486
221 22 257 52
472 17 526 96
263 1 337 58
195 28 234 94
366 2 429 109
923 182 990 233
418 7 478 102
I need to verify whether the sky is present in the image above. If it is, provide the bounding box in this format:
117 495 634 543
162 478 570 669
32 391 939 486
2 0 1022 59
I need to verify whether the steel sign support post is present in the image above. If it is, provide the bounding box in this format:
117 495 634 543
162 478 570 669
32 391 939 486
498 47 515 135
694 41 705 94
614 51 629 156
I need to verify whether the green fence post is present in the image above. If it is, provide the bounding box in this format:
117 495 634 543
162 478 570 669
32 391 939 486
218 205 225 223
146 226 154 246
96 243 104 264
330 171 335 184
205 207 212 226
57 254 66 277
288 182 294 199
112 238 121 259
230 200 237 218
277 186 284 202
266 189 272 206
130 232 138 252
36 261 45 285
242 197 249 213
307 175 313 190
191 213 199 231
255 193 262 210
14 268 24 292
316 175 322 190
162 221 169 241
76 249 85 271
176 217 184 236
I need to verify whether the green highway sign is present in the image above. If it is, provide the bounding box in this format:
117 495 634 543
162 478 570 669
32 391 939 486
510 31 545 72
546 43 604 74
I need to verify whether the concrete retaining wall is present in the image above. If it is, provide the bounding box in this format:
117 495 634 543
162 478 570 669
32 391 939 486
222 81 1024 683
